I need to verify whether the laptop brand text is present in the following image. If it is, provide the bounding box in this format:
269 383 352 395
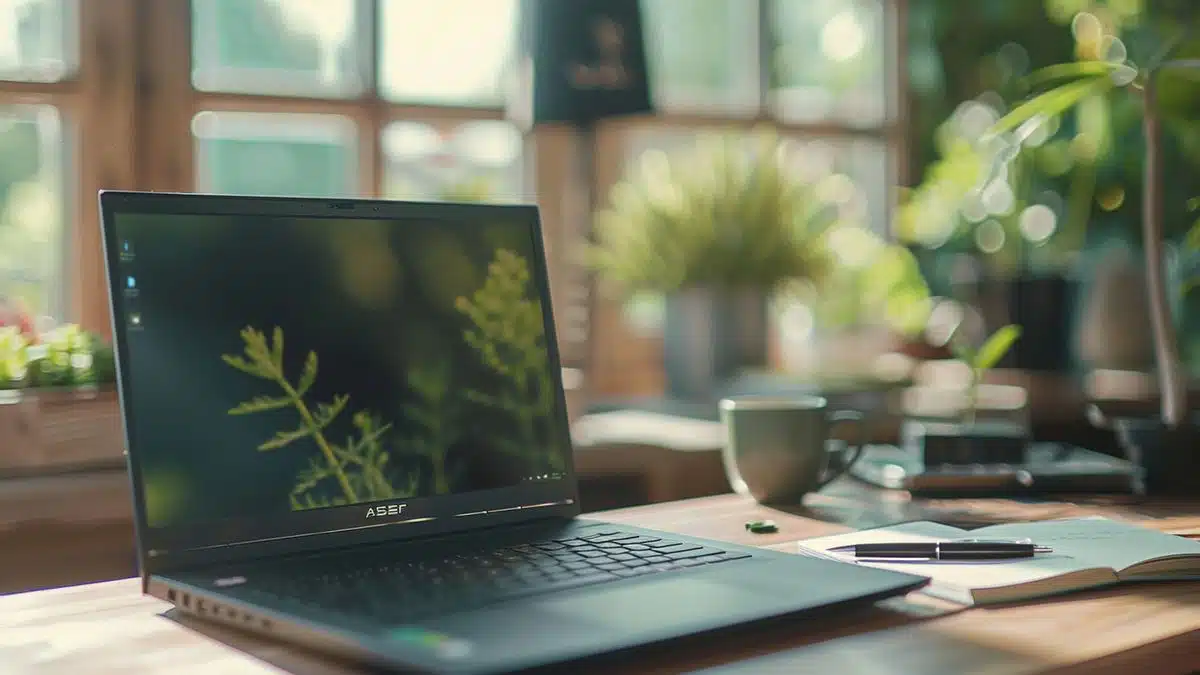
366 503 408 519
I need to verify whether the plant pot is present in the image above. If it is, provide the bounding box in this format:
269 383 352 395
903 419 1030 467
957 273 1079 373
663 287 769 403
1107 416 1200 495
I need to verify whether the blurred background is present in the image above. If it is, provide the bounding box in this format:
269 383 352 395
2 0 1199 592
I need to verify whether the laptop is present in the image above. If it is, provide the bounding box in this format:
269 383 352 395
98 191 928 675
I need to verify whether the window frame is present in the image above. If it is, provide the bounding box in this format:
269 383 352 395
0 0 139 334
2 0 908 361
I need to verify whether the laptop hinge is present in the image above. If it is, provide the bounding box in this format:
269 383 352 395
151 512 579 576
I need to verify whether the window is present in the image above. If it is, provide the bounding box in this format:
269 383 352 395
186 0 527 206
13 0 903 401
581 0 902 395
622 0 897 232
0 0 74 324
383 120 524 202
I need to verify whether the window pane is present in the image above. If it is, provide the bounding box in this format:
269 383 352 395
641 0 758 112
378 0 517 106
622 126 889 232
0 105 64 322
784 135 889 234
771 0 887 127
191 0 364 97
0 0 75 82
383 120 525 202
193 111 358 197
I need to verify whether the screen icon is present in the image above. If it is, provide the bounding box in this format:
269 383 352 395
126 276 136 289
128 312 143 329
120 241 134 261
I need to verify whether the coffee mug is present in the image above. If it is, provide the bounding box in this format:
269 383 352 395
719 395 865 505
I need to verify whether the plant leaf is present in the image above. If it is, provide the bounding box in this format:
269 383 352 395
270 327 285 370
313 394 349 429
987 77 1114 137
228 395 290 415
220 354 271 379
1023 61 1126 87
296 351 318 397
973 325 1023 372
258 426 312 451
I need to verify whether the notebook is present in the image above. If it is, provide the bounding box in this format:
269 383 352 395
799 517 1200 606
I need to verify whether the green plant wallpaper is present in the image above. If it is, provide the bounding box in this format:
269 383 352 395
112 212 568 528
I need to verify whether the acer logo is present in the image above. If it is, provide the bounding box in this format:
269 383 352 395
366 503 408 518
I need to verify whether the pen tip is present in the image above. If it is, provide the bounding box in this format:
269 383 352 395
1034 546 1053 553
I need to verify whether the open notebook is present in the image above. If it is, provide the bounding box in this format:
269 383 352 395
800 517 1200 606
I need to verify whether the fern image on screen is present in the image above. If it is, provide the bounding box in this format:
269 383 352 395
219 249 560 512
114 211 568 528
221 326 418 510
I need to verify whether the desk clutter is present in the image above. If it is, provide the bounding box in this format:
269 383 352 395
799 517 1200 606
849 443 1135 496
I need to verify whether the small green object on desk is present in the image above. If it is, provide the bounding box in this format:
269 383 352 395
745 519 778 534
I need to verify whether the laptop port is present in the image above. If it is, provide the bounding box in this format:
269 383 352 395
196 599 206 613
261 619 273 630
167 590 177 603
181 594 191 608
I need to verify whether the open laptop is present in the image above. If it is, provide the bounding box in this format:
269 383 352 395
98 191 928 675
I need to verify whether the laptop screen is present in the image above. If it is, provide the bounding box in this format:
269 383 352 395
103 195 575 555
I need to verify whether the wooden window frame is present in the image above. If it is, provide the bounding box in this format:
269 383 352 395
16 0 907 363
0 0 138 336
57 0 526 339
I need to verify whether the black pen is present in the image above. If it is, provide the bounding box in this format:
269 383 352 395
828 541 1052 561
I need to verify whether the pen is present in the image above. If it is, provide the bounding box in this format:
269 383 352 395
827 541 1053 561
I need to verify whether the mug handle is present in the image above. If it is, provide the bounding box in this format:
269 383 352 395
817 410 866 488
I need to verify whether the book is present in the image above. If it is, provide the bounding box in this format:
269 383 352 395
799 517 1200 606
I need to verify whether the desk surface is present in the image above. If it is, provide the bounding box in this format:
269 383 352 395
4 494 1200 675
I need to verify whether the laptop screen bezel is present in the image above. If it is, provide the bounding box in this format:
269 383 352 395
98 191 582 575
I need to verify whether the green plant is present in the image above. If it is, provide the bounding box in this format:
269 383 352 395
221 326 415 510
949 324 1023 425
786 226 933 338
27 324 90 388
984 22 1200 426
589 128 838 295
402 359 461 495
0 323 115 390
455 249 562 473
438 176 496 203
0 326 26 389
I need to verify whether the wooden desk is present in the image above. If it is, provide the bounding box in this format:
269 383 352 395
3 494 1200 674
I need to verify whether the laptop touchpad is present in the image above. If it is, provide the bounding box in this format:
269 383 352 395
534 577 766 633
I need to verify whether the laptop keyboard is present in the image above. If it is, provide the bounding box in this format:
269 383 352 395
237 529 752 623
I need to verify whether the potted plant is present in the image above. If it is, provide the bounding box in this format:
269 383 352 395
895 96 1085 374
904 322 1025 467
983 8 1200 493
590 128 839 402
0 309 121 472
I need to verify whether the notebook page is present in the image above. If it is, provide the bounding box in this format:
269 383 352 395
801 522 1101 598
798 521 970 551
974 518 1200 572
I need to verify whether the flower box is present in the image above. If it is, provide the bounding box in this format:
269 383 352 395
0 387 124 473
1 318 122 475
